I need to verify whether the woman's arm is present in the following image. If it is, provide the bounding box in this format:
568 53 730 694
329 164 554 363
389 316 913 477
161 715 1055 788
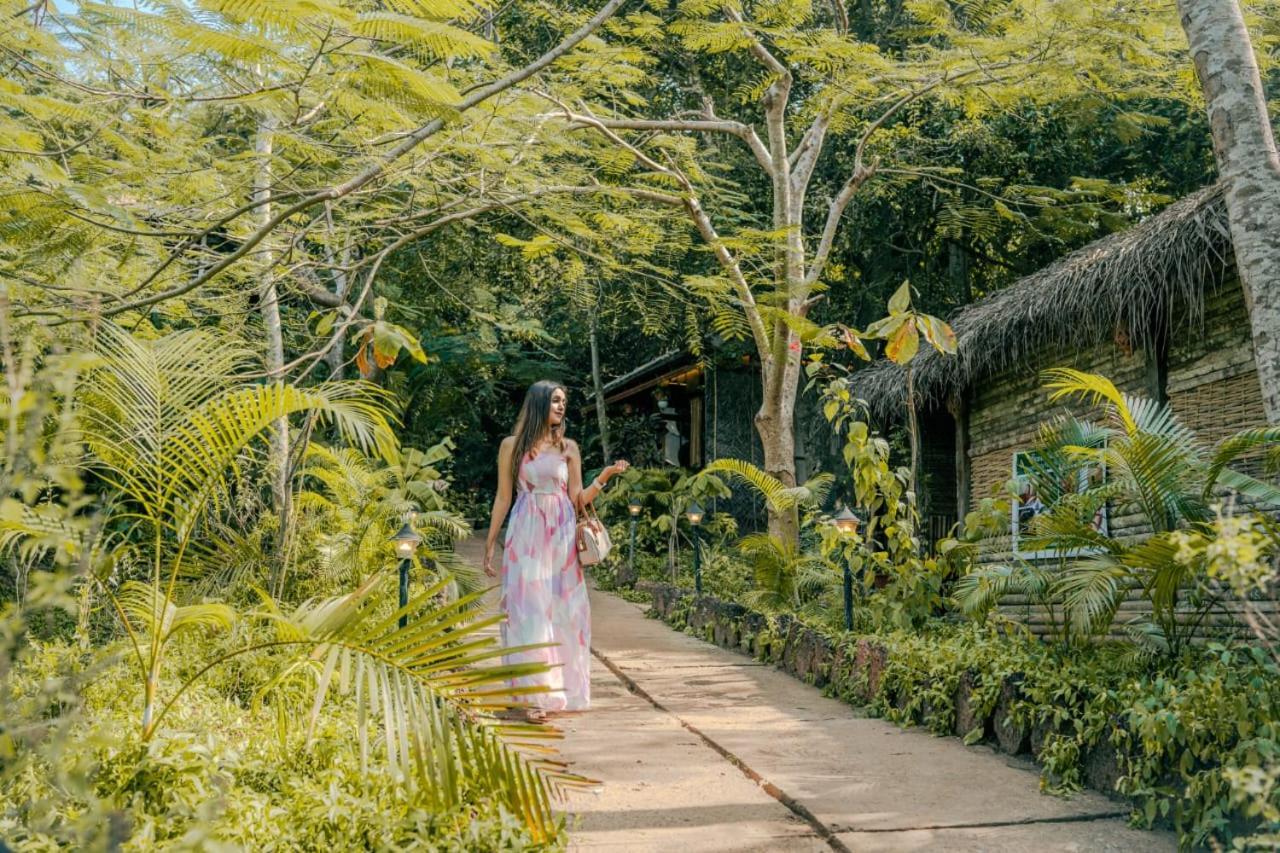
483 437 515 577
566 440 628 510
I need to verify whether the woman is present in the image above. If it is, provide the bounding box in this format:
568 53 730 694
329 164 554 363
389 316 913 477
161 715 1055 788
483 380 628 715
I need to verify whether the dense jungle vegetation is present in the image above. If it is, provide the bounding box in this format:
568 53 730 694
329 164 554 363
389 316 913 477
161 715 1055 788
2 0 1279 849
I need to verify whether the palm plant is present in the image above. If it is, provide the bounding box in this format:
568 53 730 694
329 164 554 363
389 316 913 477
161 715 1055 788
963 369 1280 656
10 324 585 840
735 531 832 612
705 458 834 518
615 466 730 579
76 323 398 736
704 458 836 608
293 439 477 598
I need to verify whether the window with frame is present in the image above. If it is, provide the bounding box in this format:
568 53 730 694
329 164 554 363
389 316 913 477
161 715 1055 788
1010 442 1108 559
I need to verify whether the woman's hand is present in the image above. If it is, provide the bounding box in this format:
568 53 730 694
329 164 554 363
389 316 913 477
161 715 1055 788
483 541 498 578
604 459 630 480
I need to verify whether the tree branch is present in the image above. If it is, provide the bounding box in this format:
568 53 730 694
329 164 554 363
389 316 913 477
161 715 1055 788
804 158 878 287
560 115 773 174
788 111 829 207
54 0 630 325
722 5 789 80
680 194 770 359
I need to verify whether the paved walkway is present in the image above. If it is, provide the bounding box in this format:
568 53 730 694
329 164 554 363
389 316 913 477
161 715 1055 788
459 542 1174 851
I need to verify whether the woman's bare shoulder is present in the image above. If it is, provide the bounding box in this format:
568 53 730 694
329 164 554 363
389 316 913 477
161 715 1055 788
563 438 580 457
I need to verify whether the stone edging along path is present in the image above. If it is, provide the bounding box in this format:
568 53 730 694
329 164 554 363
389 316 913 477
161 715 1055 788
641 582 1133 806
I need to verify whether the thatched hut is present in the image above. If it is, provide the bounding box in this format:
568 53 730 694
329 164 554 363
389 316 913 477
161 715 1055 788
852 183 1275 635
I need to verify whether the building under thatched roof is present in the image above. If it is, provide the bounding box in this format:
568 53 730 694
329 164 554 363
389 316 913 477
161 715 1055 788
849 182 1278 639
854 182 1233 422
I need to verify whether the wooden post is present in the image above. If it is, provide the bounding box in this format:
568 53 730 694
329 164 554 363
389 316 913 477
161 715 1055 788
948 393 970 522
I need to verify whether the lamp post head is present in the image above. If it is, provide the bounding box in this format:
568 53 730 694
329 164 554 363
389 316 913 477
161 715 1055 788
686 501 705 526
391 522 423 560
833 506 859 536
628 501 643 517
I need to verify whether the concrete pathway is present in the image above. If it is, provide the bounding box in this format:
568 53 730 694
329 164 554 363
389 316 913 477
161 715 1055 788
458 542 1175 851
557 589 1179 851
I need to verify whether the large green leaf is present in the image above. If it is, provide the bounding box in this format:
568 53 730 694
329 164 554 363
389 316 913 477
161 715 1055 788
257 572 594 841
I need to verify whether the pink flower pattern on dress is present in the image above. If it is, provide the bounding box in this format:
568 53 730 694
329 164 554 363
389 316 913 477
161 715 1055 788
500 449 590 710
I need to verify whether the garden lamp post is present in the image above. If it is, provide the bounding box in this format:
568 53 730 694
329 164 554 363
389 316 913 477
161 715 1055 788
833 507 860 631
627 500 642 580
686 501 705 595
391 517 423 630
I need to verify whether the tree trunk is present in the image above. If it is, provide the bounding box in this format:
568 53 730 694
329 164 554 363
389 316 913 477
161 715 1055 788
255 116 293 575
1177 0 1280 424
589 311 611 464
322 201 350 381
756 353 801 544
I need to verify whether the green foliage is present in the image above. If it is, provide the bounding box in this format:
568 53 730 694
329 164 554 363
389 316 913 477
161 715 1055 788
603 466 730 580
704 458 834 515
954 370 1280 658
0 638 561 851
293 437 477 598
0 324 575 848
811 377 951 630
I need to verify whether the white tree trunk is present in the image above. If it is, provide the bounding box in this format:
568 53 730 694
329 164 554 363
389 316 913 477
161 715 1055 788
255 117 293 547
756 352 801 543
589 311 611 464
1178 0 1280 424
322 202 350 381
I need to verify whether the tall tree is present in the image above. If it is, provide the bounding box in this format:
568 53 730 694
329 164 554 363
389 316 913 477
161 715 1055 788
1176 0 1280 424
547 0 1191 542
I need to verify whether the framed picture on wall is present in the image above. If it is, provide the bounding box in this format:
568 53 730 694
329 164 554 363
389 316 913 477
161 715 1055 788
1010 445 1108 559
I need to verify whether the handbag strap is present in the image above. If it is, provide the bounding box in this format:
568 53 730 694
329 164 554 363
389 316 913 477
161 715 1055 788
578 499 602 525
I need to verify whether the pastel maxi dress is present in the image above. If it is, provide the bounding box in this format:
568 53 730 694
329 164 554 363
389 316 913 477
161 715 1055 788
501 449 591 710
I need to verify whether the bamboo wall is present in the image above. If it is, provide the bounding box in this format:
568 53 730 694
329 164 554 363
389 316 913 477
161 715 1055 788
959 276 1274 639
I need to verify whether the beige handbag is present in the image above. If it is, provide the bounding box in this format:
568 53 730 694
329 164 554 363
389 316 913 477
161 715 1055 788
575 501 613 566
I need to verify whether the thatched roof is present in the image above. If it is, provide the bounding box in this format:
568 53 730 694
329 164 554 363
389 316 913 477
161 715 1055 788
851 183 1233 421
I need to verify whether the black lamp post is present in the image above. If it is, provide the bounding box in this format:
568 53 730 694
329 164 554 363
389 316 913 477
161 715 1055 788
391 514 423 630
686 501 705 595
627 500 642 582
833 506 860 631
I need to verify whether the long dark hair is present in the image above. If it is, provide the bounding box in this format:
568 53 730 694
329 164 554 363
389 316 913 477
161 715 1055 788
510 380 567 485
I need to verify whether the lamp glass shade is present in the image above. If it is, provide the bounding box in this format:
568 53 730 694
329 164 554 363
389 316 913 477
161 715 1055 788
833 507 859 535
686 501 705 526
391 522 423 559
628 502 643 516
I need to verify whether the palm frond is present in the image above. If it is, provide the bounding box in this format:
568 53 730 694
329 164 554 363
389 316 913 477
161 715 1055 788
1058 556 1127 636
116 580 236 643
1206 426 1280 500
1042 368 1136 433
706 458 827 513
259 572 590 841
952 563 1022 618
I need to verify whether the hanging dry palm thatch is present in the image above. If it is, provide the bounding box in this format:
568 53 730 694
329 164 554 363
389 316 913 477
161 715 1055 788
852 183 1232 421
